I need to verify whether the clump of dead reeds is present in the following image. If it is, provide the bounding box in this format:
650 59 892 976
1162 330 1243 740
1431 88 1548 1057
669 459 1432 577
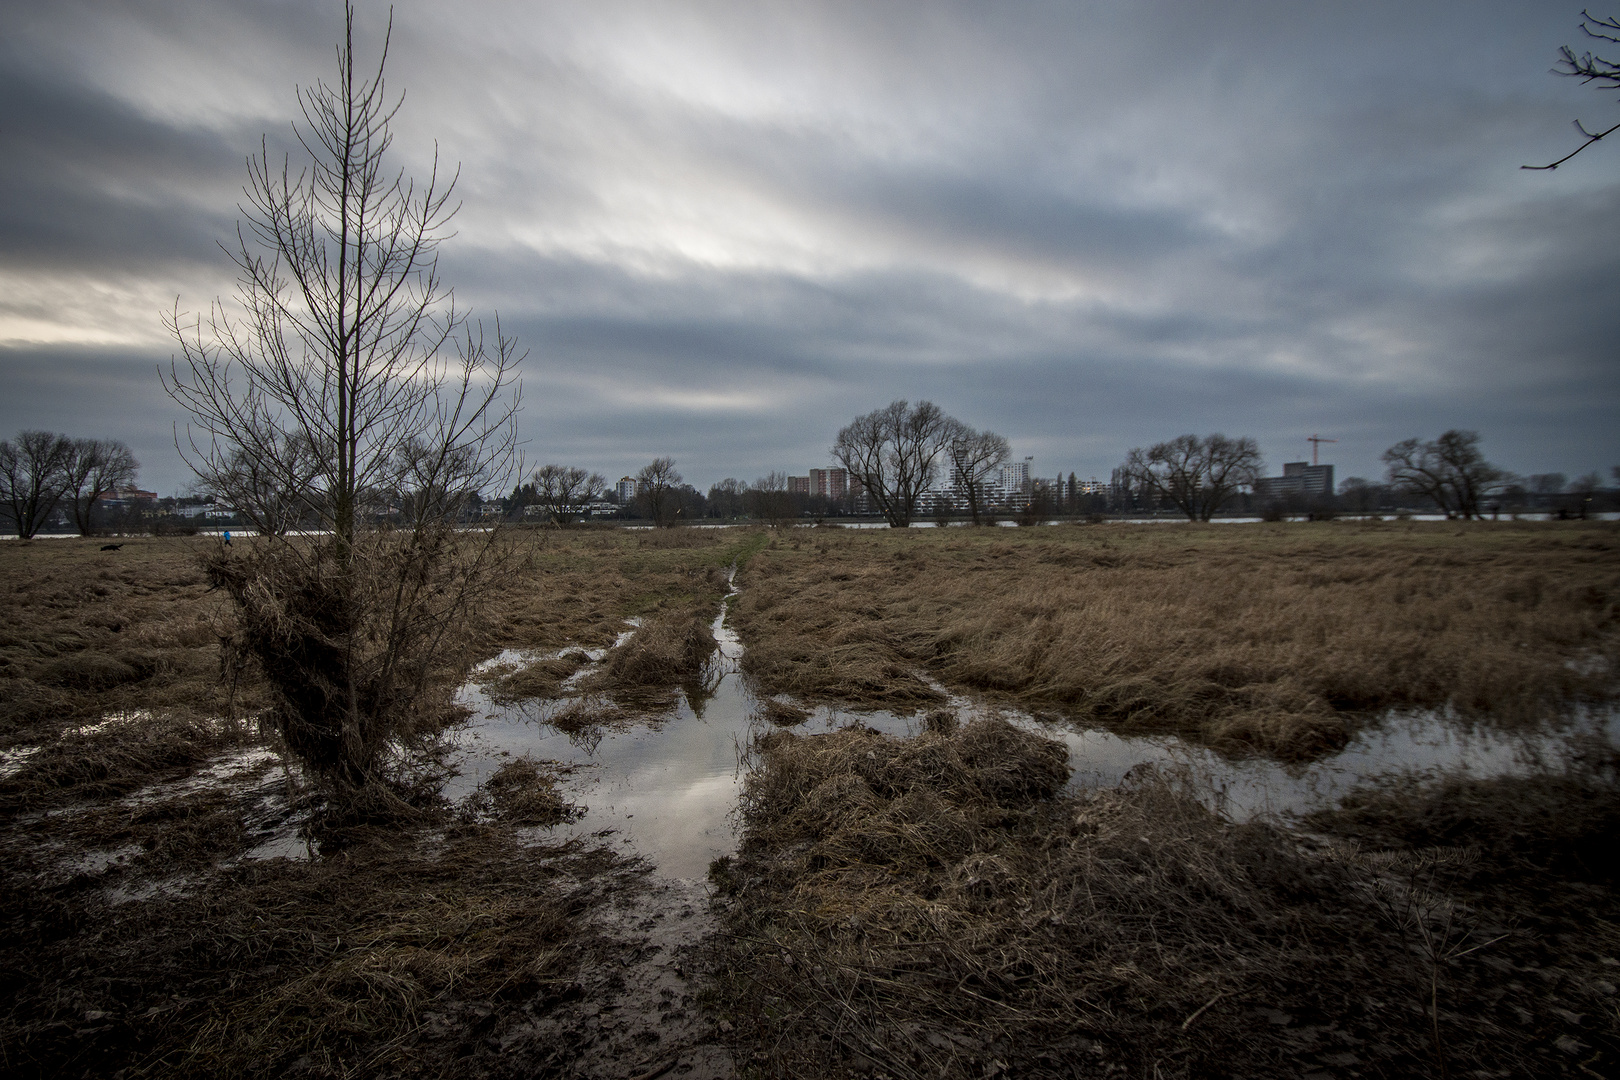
712 715 1616 1077
0 713 244 814
1315 741 1620 889
756 698 811 726
476 757 580 827
489 650 591 703
597 609 717 690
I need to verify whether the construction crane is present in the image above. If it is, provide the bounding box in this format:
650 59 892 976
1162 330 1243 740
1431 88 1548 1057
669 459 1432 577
1307 434 1337 466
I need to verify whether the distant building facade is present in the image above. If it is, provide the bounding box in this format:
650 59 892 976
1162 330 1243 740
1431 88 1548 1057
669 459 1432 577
809 467 848 500
615 476 637 503
1256 462 1334 501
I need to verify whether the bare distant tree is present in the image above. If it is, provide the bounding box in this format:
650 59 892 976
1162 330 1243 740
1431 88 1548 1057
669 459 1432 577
1382 431 1504 520
944 422 1010 526
1529 472 1568 496
1570 471 1604 518
0 431 73 538
160 3 521 803
1525 11 1620 170
1337 476 1382 514
747 471 794 528
707 478 747 519
636 457 683 527
210 433 327 536
62 438 139 535
1119 433 1262 522
832 400 952 527
530 464 605 524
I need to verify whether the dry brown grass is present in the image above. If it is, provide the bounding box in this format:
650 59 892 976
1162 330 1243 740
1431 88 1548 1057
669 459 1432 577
0 529 758 811
731 521 1620 758
597 609 718 690
0 827 623 1080
0 537 244 743
710 719 1620 1078
478 527 753 654
486 650 591 703
466 757 580 827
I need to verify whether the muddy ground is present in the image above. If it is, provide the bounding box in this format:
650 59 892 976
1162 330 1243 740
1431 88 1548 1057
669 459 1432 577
2 523 1618 1078
0 531 748 1079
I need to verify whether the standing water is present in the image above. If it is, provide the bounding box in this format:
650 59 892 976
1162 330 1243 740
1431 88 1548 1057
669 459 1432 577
445 580 760 878
447 578 1619 877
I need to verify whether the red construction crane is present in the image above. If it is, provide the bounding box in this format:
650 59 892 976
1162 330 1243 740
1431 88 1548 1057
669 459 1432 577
1307 434 1337 466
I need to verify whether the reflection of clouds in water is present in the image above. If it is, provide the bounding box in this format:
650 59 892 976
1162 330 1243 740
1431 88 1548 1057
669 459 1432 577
448 586 758 879
1040 707 1618 822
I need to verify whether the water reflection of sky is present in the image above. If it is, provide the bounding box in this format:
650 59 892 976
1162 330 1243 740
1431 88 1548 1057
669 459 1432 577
449 604 1619 879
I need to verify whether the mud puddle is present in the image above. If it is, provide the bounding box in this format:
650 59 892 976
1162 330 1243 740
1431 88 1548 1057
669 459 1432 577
449 600 759 879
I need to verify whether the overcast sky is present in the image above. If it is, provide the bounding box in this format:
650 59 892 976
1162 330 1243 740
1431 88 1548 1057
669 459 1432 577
2 0 1617 496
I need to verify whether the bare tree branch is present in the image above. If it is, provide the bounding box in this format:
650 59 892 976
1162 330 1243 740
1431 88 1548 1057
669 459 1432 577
1525 10 1620 168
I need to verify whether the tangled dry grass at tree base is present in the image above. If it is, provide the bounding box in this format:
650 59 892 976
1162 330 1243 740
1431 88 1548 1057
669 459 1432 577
732 521 1620 759
709 717 1620 1078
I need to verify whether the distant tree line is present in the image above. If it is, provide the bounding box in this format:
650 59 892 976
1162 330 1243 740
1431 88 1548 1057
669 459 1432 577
0 431 140 538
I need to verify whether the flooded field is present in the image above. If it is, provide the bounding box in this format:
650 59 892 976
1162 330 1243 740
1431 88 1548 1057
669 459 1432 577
446 581 1620 880
5 524 1617 1079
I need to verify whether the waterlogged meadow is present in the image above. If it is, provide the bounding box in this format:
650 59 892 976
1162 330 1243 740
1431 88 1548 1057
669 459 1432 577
1 521 1617 1078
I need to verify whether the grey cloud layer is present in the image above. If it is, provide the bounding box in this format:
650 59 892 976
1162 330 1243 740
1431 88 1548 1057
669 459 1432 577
1 0 1615 495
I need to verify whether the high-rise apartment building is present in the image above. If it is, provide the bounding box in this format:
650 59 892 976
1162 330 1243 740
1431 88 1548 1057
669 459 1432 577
809 467 848 500
999 458 1032 498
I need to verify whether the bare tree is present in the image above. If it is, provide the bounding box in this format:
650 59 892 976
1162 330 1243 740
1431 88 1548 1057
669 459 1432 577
165 3 519 553
747 471 795 528
1525 11 1620 170
636 457 683 527
1119 433 1261 522
530 464 605 525
1337 476 1390 515
0 431 73 538
1570 471 1603 518
832 400 952 527
1382 431 1503 520
944 422 1010 526
707 478 747 519
161 3 520 804
62 438 139 535
1529 472 1568 496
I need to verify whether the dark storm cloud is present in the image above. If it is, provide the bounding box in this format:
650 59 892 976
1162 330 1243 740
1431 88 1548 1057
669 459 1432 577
0 65 246 270
1 0 1616 496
